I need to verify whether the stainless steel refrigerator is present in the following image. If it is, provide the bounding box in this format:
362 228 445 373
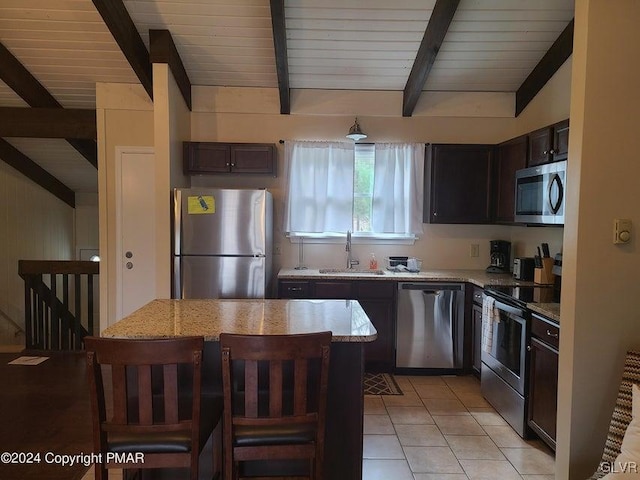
173 188 273 299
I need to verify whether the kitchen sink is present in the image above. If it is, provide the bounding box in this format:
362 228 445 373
318 268 385 275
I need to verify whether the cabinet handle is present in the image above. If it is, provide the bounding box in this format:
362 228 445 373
527 345 531 351
543 150 548 155
549 149 556 155
546 329 559 339
289 287 302 292
433 212 438 216
226 162 230 167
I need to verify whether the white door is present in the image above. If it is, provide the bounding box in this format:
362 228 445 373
116 148 156 320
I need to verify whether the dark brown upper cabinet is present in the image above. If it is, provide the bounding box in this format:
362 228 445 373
183 142 276 176
528 119 569 166
493 135 528 223
424 144 493 224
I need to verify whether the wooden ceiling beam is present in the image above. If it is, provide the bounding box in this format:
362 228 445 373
149 29 192 110
0 138 75 208
516 19 574 117
92 0 153 101
0 42 97 168
269 0 290 114
402 0 460 117
0 107 97 139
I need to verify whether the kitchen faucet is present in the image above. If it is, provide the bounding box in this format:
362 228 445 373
346 230 359 269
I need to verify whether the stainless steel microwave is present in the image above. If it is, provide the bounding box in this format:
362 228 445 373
514 160 566 225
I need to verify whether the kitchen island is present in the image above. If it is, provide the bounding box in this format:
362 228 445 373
102 298 377 480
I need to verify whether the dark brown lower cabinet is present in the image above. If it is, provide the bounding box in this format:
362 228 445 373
277 279 395 372
527 314 559 450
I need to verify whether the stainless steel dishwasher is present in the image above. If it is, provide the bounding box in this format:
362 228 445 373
396 282 466 369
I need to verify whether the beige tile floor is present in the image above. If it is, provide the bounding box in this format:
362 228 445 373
81 375 555 480
363 375 555 480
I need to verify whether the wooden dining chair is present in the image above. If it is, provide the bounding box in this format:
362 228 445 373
85 336 223 480
220 332 332 480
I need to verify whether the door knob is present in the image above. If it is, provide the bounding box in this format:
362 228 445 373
126 262 133 270
125 251 133 258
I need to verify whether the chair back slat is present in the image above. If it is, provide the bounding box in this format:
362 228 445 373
111 364 127 424
269 360 283 417
137 365 153 425
245 359 259 418
293 359 308 416
163 364 179 424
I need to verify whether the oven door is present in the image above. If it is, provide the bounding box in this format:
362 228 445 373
481 299 527 395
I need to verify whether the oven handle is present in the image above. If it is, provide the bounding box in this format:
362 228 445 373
493 298 526 318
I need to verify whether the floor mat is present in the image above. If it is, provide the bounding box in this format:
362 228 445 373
364 373 403 395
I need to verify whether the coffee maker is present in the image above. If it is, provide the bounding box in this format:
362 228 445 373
486 240 511 273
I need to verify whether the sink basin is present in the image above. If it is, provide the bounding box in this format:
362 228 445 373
318 268 385 275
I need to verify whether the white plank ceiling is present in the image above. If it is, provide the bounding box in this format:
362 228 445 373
0 0 575 195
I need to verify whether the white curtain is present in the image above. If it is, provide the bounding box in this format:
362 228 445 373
372 143 424 235
284 141 354 234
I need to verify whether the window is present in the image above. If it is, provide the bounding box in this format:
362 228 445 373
284 141 424 241
353 144 375 232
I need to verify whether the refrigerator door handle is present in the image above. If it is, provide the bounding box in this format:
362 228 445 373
173 257 182 299
173 189 182 256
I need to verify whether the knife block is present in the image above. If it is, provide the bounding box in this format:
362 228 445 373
534 258 555 284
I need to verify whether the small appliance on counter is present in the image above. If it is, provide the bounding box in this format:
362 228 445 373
486 240 511 273
513 257 535 281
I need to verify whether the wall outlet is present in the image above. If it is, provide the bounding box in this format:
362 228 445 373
470 244 480 257
274 244 282 255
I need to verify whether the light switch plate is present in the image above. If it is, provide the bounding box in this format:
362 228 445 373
470 244 479 257
614 218 632 244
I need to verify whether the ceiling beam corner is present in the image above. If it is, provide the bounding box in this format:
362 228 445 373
0 138 75 208
402 0 460 117
92 0 153 101
149 29 192 110
269 0 290 115
516 19 574 117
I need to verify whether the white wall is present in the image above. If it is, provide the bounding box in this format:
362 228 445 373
557 1 640 478
96 83 154 328
74 192 99 259
189 65 571 278
0 160 74 344
153 64 192 300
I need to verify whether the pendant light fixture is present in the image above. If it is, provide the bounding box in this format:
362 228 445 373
346 117 367 141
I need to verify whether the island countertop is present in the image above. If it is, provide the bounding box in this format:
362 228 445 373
101 298 377 342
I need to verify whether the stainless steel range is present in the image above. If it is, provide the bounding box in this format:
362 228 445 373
480 285 554 437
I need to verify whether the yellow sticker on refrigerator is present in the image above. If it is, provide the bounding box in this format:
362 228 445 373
187 195 215 214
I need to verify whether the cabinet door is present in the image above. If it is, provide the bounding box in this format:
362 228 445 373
231 144 276 175
278 281 310 299
528 337 559 450
527 127 553 166
494 136 527 223
183 142 230 173
359 299 395 372
552 119 569 162
424 144 493 224
313 281 354 299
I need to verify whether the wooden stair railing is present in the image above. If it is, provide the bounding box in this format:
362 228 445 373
18 260 99 351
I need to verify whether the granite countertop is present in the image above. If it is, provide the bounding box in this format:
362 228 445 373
278 268 561 321
528 303 561 323
278 268 540 288
101 299 377 343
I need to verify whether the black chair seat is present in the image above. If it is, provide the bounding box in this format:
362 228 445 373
234 423 316 447
110 433 192 454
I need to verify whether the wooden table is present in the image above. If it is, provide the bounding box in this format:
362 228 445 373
103 298 377 480
0 352 92 480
